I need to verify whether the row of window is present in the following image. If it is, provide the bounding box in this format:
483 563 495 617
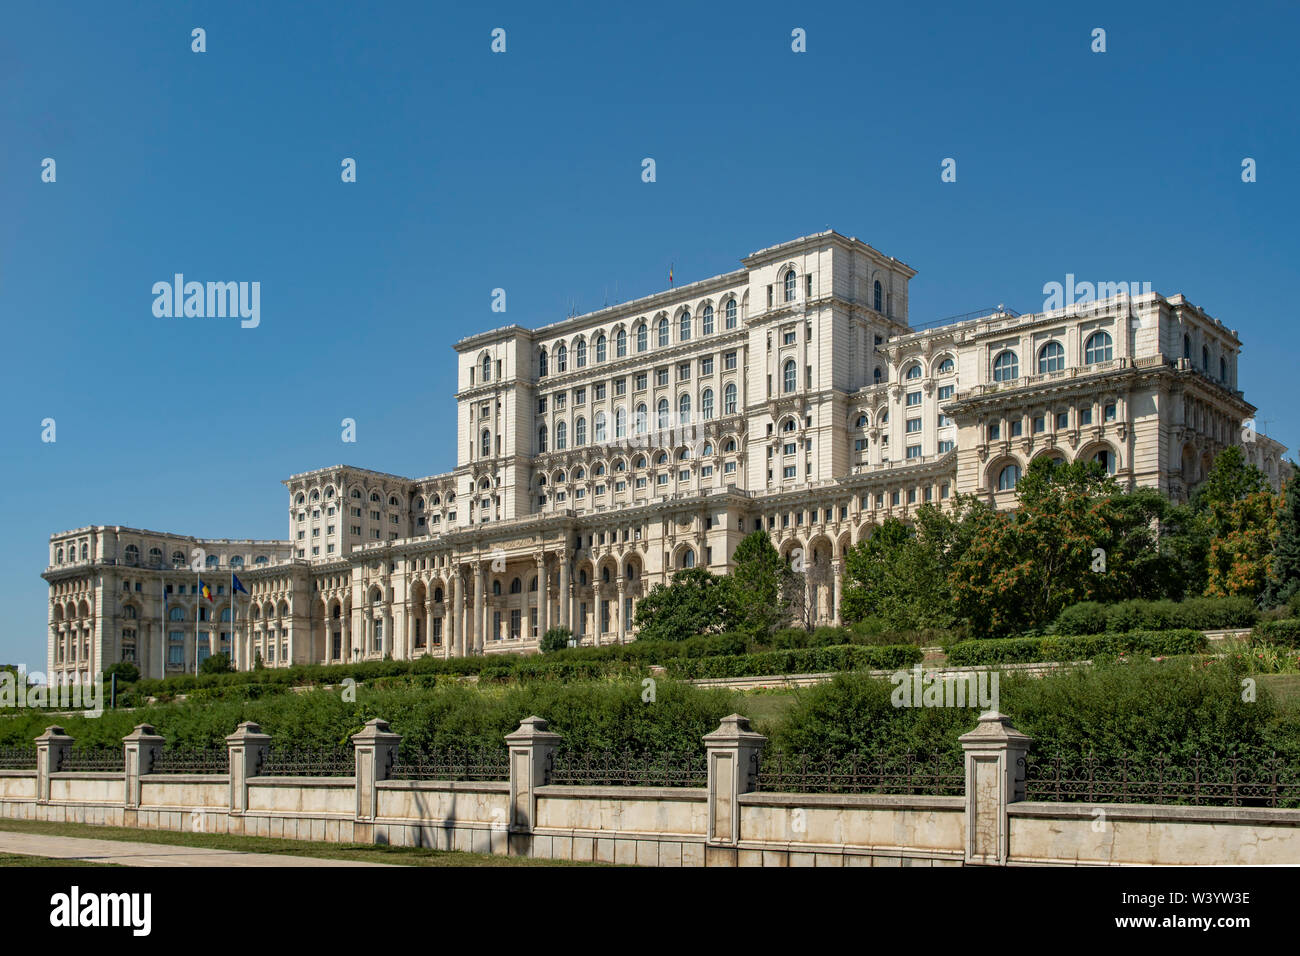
538 300 742 376
992 331 1114 382
537 388 740 452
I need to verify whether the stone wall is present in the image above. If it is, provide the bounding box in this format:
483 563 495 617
0 713 1296 866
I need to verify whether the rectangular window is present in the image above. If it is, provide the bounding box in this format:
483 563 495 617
1056 411 1069 429
657 473 668 485
1080 406 1093 425
679 469 690 481
724 351 737 370
1010 420 1023 437
854 438 869 451
723 461 736 474
783 442 796 456
938 384 954 401
783 329 796 345
701 465 713 477
636 477 647 489
989 423 1001 440
701 357 714 375
575 387 586 404
538 397 547 414
656 368 668 387
1105 403 1117 421
907 445 922 459
938 414 953 427
615 378 626 396
908 488 917 503
1033 415 1046 433
635 373 647 391
906 418 922 433
783 465 796 479
938 440 955 454
906 391 922 406
891 491 900 506
594 383 606 400
678 363 691 381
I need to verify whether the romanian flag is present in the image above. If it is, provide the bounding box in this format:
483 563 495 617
669 263 673 286
199 580 214 602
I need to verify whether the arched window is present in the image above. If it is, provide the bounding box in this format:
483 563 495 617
615 406 627 438
492 580 502 596
56 547 63 563
616 328 627 357
556 421 567 450
1094 449 1116 474
575 416 587 445
1202 345 1210 373
1184 334 1191 360
1084 331 1113 364
657 398 670 429
724 383 738 415
681 548 696 569
595 334 607 363
254 555 269 566
123 605 137 619
230 555 244 569
725 298 737 328
481 353 491 382
539 349 548 377
874 367 882 383
782 418 797 433
905 363 922 380
784 269 797 302
1220 356 1227 381
679 311 691 341
992 350 1019 382
556 344 568 372
1038 341 1065 374
873 280 883 312
594 411 607 442
169 607 185 621
481 429 491 457
997 464 1021 491
701 388 714 420
538 425 548 453
856 414 868 428
206 554 218 568
220 608 232 623
636 323 647 352
936 357 955 374
576 339 587 367
724 439 736 453
510 577 522 594
679 393 691 424
635 403 647 434
634 455 646 469
657 317 669 347
702 305 714 334
783 360 797 393
172 550 185 567
124 544 139 565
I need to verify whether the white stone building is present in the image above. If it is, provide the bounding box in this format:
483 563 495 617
42 231 1287 682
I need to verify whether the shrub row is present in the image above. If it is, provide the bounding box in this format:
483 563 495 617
946 629 1208 666
1252 619 1300 647
1054 597 1258 636
663 644 922 679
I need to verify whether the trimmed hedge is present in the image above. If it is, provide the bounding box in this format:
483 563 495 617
1054 598 1258 635
663 644 922 679
1252 619 1300 648
946 629 1208 666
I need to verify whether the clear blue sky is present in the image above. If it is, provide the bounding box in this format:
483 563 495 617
2 0 1297 669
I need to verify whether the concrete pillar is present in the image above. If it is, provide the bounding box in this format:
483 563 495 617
453 567 465 657
474 563 486 654
382 608 393 658
352 717 401 830
559 557 571 629
703 714 766 853
831 559 843 626
959 711 1031 866
226 720 271 814
505 715 561 839
425 600 434 656
616 579 627 644
538 555 549 638
122 723 165 809
34 725 73 804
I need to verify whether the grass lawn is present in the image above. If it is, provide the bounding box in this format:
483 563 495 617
0 852 120 867
0 818 607 867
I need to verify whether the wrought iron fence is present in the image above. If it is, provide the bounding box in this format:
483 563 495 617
150 748 228 774
59 748 125 772
1024 752 1300 808
389 746 508 782
755 751 965 796
0 747 35 770
258 747 354 777
548 748 707 787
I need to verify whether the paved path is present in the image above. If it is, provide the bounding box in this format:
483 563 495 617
0 831 393 867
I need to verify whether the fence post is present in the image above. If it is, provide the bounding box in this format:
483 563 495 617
226 721 271 818
34 725 73 805
122 723 165 812
703 714 766 860
959 711 1030 866
505 716 561 845
352 718 401 841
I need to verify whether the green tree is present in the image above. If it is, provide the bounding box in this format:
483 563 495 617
729 531 796 636
103 661 141 684
199 652 232 675
539 626 574 653
1264 464 1300 607
1195 446 1277 599
632 567 739 642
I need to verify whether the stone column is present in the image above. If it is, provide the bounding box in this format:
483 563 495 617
382 607 393 658
505 716 561 839
538 555 549 638
831 559 843 626
425 599 434 657
453 567 466 657
226 721 271 815
122 723 165 810
559 556 571 629
474 562 486 654
34 725 73 804
616 578 627 644
959 711 1030 866
352 718 401 833
703 714 765 854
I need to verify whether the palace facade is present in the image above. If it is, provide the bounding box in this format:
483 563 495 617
43 230 1287 683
